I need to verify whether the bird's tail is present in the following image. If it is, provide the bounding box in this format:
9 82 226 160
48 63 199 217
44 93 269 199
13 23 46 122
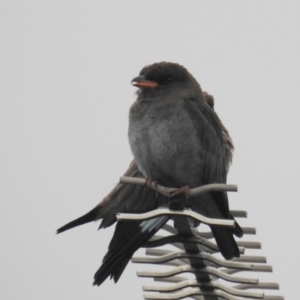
93 216 169 286
211 226 240 259
230 214 243 238
188 191 242 260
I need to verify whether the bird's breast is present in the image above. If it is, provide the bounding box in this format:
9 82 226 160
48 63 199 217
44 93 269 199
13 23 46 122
128 99 203 187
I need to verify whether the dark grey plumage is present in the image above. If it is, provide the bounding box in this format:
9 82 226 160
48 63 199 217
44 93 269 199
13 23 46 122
57 62 242 286
129 62 242 258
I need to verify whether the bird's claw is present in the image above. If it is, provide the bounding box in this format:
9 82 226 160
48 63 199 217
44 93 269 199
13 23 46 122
170 185 191 199
145 178 159 197
168 185 191 210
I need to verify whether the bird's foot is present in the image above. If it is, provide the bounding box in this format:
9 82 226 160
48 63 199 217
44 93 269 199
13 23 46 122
145 177 156 188
145 178 159 197
168 185 190 211
170 185 190 199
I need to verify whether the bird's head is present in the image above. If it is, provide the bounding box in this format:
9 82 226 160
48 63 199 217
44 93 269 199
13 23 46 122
131 62 203 100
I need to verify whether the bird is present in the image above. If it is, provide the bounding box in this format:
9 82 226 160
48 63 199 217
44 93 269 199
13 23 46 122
128 62 242 256
57 62 242 286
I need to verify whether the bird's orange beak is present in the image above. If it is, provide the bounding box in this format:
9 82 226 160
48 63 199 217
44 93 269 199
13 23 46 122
131 76 158 88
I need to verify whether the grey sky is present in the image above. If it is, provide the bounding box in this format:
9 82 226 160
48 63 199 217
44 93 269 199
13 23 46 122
1 1 299 299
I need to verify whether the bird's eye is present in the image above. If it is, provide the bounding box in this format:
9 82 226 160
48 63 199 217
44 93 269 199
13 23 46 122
164 77 174 84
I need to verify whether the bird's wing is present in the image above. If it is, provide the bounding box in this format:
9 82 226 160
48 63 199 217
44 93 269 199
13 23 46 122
93 216 169 285
184 98 227 184
202 91 234 172
57 161 164 233
183 98 243 238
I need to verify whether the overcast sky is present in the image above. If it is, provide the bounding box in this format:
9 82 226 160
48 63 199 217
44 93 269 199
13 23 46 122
1 1 299 299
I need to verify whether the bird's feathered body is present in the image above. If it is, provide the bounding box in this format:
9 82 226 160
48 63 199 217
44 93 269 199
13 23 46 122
128 62 241 259
57 62 242 287
129 97 204 187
